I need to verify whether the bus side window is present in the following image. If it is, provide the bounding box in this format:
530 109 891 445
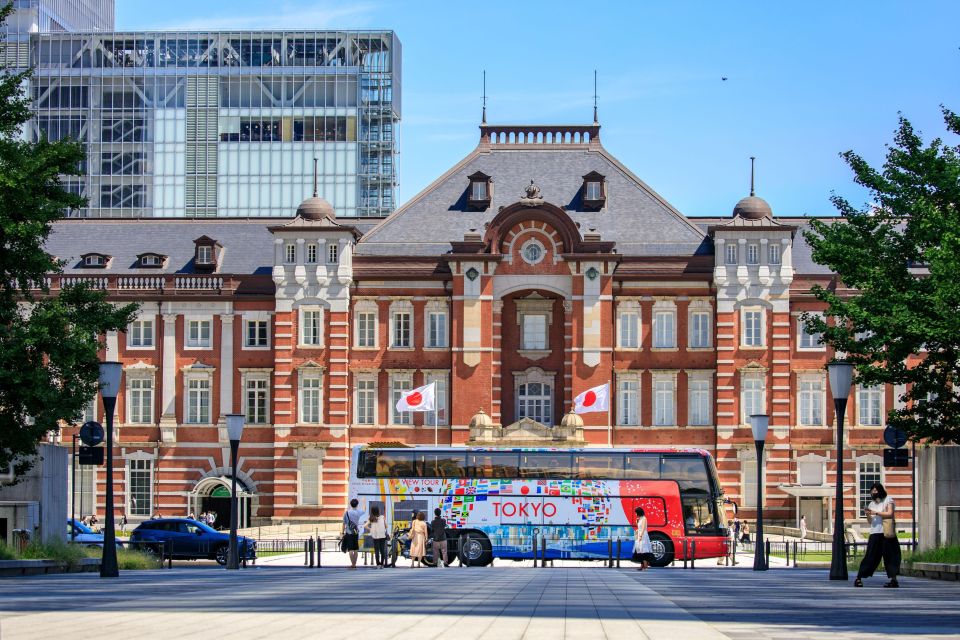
624 454 659 479
576 454 624 480
360 451 379 477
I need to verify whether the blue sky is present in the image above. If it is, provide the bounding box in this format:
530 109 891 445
119 1 960 217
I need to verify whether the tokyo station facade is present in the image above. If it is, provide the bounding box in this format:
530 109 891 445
47 122 914 531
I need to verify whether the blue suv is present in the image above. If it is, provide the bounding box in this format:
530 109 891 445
129 518 256 565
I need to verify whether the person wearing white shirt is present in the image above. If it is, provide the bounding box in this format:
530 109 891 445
854 482 900 588
365 505 390 568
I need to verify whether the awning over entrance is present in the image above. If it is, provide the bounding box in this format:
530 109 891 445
778 484 852 498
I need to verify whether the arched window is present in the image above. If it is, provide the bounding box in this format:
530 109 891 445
515 367 555 426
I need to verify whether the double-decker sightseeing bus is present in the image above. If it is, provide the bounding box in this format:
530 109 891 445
350 445 729 567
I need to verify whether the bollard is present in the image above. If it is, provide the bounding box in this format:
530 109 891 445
765 539 771 570
793 541 798 568
166 539 172 569
317 537 322 568
682 539 688 569
732 537 737 565
541 535 547 568
691 540 696 569
242 539 247 568
607 538 613 568
309 537 315 568
616 538 622 568
304 539 309 566
532 534 538 568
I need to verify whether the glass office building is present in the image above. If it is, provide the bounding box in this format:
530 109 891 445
19 29 401 218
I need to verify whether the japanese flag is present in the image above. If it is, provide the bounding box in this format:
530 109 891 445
395 382 436 413
573 383 609 414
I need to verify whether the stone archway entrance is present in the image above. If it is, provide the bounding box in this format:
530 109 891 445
188 476 253 531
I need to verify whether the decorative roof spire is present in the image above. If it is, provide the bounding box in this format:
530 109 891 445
593 70 598 124
749 156 756 197
481 70 487 125
312 157 318 198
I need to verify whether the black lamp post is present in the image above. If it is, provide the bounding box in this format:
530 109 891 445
750 413 769 571
225 414 244 570
827 360 854 580
98 361 122 578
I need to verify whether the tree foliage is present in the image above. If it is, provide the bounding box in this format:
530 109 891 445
803 107 960 443
0 3 137 475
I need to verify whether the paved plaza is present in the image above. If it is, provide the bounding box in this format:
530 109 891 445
1 560 958 640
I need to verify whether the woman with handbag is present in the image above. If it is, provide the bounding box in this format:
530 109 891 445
366 505 389 569
632 506 653 571
409 511 428 568
855 482 900 588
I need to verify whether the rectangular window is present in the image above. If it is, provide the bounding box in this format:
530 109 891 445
688 378 711 426
741 374 765 423
391 377 412 425
618 311 639 348
82 397 96 423
127 378 153 424
858 386 883 426
689 311 710 348
617 378 639 426
356 378 376 425
245 320 269 347
186 319 212 348
306 243 318 264
741 458 758 508
299 458 320 506
725 244 738 265
742 310 764 347
427 310 448 348
197 245 213 264
356 311 376 347
327 243 339 264
284 244 296 264
747 243 759 265
128 318 154 348
426 374 449 425
301 309 322 346
768 243 781 265
522 314 547 350
187 378 210 424
585 181 602 201
799 377 824 426
128 459 152 516
245 378 268 424
392 311 411 348
799 460 824 486
798 317 824 350
300 374 322 424
653 377 675 426
653 311 676 348
471 181 487 200
858 461 882 515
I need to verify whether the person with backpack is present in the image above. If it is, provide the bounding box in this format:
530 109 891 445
341 498 364 569
430 508 448 568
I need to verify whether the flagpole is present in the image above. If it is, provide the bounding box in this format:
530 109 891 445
434 392 438 447
607 379 613 447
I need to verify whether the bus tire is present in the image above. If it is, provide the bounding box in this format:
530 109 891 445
457 531 493 567
649 532 674 567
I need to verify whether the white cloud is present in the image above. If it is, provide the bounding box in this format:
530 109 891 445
155 2 378 31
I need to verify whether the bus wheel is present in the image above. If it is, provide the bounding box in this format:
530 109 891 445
649 533 674 567
457 531 493 567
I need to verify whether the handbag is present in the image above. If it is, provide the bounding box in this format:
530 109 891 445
882 517 896 539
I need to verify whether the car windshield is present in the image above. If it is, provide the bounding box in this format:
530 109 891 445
71 520 94 534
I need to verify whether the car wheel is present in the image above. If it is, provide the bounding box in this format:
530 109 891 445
649 532 675 567
214 544 229 565
457 531 493 567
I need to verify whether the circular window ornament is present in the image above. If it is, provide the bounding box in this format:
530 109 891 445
521 239 546 265
585 266 600 281
465 267 480 281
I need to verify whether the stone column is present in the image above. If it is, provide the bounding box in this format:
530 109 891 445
159 313 178 443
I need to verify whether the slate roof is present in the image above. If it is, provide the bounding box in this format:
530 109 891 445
356 143 711 258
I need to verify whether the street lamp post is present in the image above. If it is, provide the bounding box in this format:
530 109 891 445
225 414 245 570
827 360 854 581
98 361 122 578
750 414 769 571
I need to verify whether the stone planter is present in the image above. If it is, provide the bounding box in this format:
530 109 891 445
902 561 960 581
0 558 101 577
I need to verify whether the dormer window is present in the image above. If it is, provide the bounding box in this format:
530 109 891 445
193 236 220 272
197 246 213 264
467 171 492 210
582 171 606 210
81 253 110 268
137 253 166 268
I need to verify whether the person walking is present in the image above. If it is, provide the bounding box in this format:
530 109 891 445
800 515 807 541
430 508 448 568
740 521 751 545
855 482 900 588
341 498 364 570
409 511 428 568
119 514 128 534
733 516 742 548
632 506 653 571
366 505 389 568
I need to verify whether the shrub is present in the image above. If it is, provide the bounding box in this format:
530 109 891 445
905 545 960 565
19 540 87 568
0 542 16 560
82 546 162 570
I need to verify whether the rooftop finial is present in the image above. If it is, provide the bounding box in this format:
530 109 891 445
312 157 318 198
593 70 598 124
749 156 756 197
482 70 487 124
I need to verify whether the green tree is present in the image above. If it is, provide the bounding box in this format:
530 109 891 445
0 2 136 475
803 107 960 443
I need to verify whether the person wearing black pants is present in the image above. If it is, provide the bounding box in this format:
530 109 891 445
855 482 900 588
366 505 389 568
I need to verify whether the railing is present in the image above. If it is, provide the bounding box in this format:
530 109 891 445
117 276 165 291
175 276 223 291
480 124 601 147
36 275 229 294
60 276 109 290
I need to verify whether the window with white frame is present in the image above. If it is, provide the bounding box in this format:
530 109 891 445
390 374 413 425
742 309 764 347
299 307 323 346
741 371 766 423
798 458 824 486
617 302 640 349
424 371 449 425
858 459 882 515
425 302 448 349
522 314 548 350
128 317 154 348
858 385 883 426
688 302 711 349
186 318 212 349
327 242 339 264
126 376 154 424
768 243 781 265
74 464 95 518
299 370 323 424
245 319 269 348
186 377 211 424
517 381 553 425
355 376 376 425
653 373 676 426
798 375 824 426
245 377 269 424
389 301 412 348
798 314 824 350
306 243 318 264
725 244 738 265
653 302 677 349
80 396 97 424
741 458 759 508
299 456 320 506
197 245 213 265
284 243 296 264
746 243 760 265
688 375 712 426
127 457 152 516
617 374 640 426
354 301 378 348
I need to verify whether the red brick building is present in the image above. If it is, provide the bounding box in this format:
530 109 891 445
48 123 913 532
